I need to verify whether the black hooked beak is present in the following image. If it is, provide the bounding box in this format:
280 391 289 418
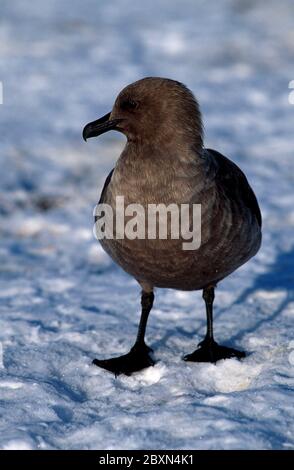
82 112 122 141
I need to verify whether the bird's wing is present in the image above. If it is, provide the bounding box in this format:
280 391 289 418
206 148 262 227
98 168 114 204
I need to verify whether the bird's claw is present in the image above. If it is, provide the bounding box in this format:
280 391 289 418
93 342 155 376
184 338 245 363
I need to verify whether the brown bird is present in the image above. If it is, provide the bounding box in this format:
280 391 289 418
83 77 262 376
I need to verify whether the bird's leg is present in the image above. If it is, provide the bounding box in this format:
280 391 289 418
93 291 155 376
184 286 245 363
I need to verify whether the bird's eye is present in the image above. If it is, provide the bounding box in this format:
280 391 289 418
120 99 138 111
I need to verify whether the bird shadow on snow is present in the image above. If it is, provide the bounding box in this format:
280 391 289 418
151 245 294 353
226 245 294 345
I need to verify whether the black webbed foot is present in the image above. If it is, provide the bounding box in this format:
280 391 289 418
184 338 245 363
93 342 154 376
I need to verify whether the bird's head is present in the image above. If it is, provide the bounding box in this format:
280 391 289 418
83 77 203 148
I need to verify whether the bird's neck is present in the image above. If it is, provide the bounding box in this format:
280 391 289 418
124 138 204 165
114 140 208 187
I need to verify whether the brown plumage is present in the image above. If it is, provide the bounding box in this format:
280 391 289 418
83 77 262 375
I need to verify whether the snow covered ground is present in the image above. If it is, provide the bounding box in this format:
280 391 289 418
0 0 294 450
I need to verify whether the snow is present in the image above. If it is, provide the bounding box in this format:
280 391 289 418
0 0 294 450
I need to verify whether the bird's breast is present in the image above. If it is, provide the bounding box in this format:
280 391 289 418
98 159 261 290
